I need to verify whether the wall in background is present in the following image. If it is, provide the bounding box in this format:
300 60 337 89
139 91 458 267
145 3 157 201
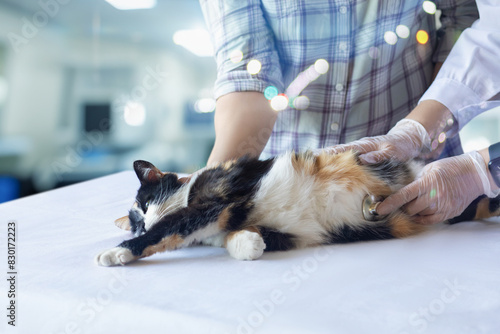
460 106 500 153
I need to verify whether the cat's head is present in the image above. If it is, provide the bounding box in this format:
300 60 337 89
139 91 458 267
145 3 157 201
127 160 190 236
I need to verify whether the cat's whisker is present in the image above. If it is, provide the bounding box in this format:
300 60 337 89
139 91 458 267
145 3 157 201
152 201 185 222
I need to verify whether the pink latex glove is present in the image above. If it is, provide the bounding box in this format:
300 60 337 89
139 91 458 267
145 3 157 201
377 151 500 224
324 119 431 163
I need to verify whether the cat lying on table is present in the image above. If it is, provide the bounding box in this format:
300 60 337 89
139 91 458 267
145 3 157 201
95 151 500 266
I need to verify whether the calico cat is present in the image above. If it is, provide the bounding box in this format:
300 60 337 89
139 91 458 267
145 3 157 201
95 151 500 266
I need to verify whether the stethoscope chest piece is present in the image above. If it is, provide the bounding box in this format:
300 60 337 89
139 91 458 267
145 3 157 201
362 194 386 221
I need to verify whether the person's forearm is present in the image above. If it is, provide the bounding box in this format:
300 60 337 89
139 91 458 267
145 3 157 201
401 61 449 156
207 92 277 166
406 100 451 135
405 99 455 157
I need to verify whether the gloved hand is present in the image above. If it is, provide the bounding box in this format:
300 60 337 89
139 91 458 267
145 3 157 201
324 119 431 164
376 151 500 224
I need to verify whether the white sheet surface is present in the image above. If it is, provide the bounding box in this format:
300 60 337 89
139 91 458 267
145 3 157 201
1 171 500 334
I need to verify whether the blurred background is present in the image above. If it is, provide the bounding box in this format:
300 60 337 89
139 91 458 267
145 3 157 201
0 0 218 202
0 0 499 203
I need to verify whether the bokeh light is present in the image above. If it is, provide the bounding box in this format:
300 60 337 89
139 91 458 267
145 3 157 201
396 25 410 39
431 139 439 151
438 132 446 144
292 96 310 110
264 86 279 100
416 30 429 44
124 101 146 126
194 98 216 113
422 1 437 15
247 59 262 75
229 50 243 64
314 59 329 75
384 31 398 45
368 46 379 59
270 94 289 112
285 59 329 98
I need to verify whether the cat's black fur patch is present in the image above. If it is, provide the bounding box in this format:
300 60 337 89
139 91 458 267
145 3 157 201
488 196 500 213
120 205 225 256
327 223 394 244
258 226 296 251
128 208 145 235
448 195 500 224
365 159 413 185
224 202 255 232
189 156 275 206
185 156 275 232
448 195 485 224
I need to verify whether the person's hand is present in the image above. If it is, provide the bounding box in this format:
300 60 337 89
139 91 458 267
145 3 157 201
323 119 431 164
376 151 495 224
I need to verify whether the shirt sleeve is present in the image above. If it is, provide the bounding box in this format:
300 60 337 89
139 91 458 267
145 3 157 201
421 0 500 132
433 0 479 63
199 0 284 100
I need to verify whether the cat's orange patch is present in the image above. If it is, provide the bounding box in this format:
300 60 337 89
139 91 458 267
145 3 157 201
290 151 315 175
217 207 232 230
142 234 184 257
221 159 237 170
317 153 364 191
474 197 500 220
292 151 391 195
389 213 426 238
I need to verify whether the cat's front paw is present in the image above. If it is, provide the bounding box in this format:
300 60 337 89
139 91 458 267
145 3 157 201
95 247 137 266
226 230 266 261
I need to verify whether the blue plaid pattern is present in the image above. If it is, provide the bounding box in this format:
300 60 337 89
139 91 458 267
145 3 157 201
200 0 478 159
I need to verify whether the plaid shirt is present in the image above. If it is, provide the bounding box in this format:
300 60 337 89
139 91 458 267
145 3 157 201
200 0 478 159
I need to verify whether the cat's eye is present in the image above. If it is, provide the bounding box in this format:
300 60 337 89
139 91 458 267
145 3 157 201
140 200 150 213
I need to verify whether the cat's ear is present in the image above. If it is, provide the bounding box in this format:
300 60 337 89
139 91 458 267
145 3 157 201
178 175 192 184
114 215 131 231
133 160 163 184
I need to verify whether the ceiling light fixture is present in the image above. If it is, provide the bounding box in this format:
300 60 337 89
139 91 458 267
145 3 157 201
173 29 214 57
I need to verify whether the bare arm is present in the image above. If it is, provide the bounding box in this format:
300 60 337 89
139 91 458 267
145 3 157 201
207 92 277 166
405 99 452 140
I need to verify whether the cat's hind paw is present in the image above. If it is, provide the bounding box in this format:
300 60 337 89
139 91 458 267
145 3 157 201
226 230 266 261
95 247 137 266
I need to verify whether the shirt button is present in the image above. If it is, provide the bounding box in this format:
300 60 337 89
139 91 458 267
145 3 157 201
335 83 344 91
339 6 347 14
330 122 339 131
339 42 347 51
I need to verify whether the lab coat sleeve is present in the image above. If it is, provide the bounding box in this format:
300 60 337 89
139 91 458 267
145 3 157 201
420 0 500 133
